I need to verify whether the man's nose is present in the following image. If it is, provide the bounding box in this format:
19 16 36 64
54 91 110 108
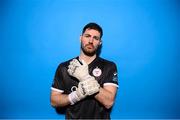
89 37 94 43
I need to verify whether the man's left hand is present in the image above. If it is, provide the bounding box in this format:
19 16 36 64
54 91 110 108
67 59 91 81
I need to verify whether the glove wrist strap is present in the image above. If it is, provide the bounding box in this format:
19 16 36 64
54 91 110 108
68 91 80 105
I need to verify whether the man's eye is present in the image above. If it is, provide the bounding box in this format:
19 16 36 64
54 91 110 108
94 37 100 41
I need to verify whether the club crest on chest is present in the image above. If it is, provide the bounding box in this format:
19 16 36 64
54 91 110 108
92 67 102 77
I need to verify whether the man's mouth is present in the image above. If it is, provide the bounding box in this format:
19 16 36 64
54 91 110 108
86 44 94 49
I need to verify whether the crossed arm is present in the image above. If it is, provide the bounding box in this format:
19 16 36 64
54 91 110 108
51 59 118 109
51 85 117 109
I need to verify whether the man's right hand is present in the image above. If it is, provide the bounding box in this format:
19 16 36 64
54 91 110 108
76 77 100 98
68 78 100 105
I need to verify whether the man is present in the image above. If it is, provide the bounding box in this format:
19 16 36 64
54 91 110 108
50 22 118 119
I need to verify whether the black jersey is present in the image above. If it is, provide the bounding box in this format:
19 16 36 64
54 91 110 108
51 56 118 119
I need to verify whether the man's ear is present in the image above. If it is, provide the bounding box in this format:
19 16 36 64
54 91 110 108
80 35 82 42
99 40 102 45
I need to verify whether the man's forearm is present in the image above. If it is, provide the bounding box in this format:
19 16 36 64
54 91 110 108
94 87 116 109
51 92 70 107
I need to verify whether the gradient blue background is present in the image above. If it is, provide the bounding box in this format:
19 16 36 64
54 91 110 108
0 0 179 119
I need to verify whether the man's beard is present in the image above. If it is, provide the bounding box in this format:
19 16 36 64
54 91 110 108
81 43 99 56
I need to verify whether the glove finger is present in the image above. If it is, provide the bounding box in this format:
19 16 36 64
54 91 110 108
67 68 73 75
68 64 75 70
79 80 99 96
72 59 81 67
82 81 93 93
69 59 79 65
69 60 75 65
78 82 86 95
68 65 75 74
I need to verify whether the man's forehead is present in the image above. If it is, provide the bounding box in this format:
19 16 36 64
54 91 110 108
84 29 100 35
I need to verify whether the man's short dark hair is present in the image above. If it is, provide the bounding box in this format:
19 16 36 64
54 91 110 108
82 22 103 39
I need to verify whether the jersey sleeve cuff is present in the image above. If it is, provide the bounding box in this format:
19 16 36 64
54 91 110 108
51 87 64 93
103 83 119 88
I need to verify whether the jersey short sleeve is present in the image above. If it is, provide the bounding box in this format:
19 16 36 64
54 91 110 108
103 62 119 87
51 64 65 93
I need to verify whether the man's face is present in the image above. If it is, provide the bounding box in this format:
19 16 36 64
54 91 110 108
80 28 102 56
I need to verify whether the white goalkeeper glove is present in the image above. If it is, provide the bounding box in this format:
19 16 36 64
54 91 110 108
68 78 100 105
67 59 92 81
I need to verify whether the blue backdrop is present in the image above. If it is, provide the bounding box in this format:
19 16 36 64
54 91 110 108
0 0 179 119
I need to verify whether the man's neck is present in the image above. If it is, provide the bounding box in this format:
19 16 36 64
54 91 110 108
79 53 96 64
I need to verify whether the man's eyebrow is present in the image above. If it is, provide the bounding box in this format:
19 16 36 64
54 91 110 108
84 33 91 35
84 34 99 37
